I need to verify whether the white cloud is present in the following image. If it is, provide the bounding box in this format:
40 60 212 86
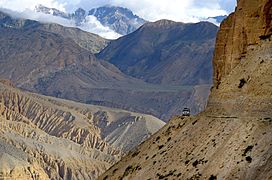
81 15 121 39
23 10 74 26
205 18 220 26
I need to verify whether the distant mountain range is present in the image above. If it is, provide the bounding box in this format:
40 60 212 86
0 11 217 121
35 4 226 37
35 4 146 36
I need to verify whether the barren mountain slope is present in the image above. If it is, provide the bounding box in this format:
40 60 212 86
99 0 272 179
98 20 218 86
0 82 165 179
0 11 108 53
39 23 109 53
0 27 136 90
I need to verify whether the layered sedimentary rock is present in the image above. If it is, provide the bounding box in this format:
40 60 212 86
0 82 164 179
99 0 272 179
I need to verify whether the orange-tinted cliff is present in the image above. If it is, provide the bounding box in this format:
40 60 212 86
213 0 272 88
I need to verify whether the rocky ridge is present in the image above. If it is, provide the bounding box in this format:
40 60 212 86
0 82 165 179
99 0 272 179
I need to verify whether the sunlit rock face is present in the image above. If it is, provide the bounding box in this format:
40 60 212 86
98 0 272 179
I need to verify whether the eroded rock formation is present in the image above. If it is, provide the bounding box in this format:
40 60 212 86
0 83 165 179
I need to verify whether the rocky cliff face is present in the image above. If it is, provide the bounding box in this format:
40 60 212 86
99 0 272 179
0 82 165 179
209 0 272 116
213 0 272 88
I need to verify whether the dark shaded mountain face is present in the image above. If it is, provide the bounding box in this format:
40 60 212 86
97 20 218 86
89 6 146 35
0 11 210 121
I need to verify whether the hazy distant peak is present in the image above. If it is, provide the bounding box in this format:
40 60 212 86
35 4 70 19
32 4 145 37
88 5 146 35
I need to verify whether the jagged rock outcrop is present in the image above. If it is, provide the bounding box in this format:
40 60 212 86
99 0 272 179
0 82 165 179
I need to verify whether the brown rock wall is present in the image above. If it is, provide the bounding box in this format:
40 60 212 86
213 0 272 88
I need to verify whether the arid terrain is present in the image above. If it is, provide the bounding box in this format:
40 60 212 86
99 0 272 179
0 11 217 121
0 0 271 179
0 81 164 179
